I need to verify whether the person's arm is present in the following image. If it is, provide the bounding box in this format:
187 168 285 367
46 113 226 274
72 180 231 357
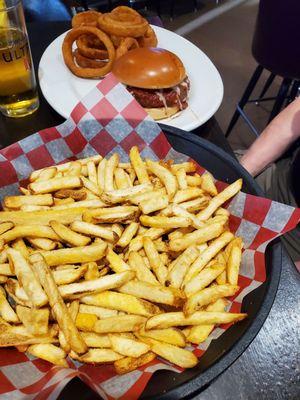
240 98 300 176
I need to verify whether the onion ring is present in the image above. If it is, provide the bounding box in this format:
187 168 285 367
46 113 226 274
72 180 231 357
137 26 158 48
73 49 107 69
110 35 125 47
111 6 141 20
116 37 139 59
72 11 101 28
62 27 115 78
77 35 108 60
97 12 148 37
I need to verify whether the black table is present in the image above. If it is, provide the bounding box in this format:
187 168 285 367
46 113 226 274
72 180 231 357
1 21 299 400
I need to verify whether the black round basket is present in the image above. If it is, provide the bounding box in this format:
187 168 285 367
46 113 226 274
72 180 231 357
59 125 281 400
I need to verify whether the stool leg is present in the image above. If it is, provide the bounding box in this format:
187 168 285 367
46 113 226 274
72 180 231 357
288 80 300 103
268 78 292 123
257 72 276 103
225 65 264 138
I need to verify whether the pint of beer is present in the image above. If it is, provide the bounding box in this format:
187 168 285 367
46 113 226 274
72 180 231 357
0 0 39 117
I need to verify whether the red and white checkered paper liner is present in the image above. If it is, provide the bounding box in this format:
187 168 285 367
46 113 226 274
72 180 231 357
0 73 299 400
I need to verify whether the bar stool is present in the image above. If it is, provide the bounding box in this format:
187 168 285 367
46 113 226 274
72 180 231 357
226 0 300 138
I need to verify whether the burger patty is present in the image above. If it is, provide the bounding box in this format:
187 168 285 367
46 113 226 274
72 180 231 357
127 77 190 109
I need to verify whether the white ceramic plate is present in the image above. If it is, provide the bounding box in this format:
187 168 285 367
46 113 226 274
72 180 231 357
39 26 223 131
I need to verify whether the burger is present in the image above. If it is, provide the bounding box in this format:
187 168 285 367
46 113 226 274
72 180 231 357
112 47 190 120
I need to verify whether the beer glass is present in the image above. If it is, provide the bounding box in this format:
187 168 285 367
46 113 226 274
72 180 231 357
0 0 39 117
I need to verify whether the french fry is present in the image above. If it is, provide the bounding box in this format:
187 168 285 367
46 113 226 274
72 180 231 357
29 155 102 181
184 284 239 316
0 276 7 284
111 223 124 238
184 263 226 297
140 216 190 229
109 334 150 357
0 263 13 276
80 291 160 317
0 207 85 226
50 220 90 247
84 262 100 280
19 187 30 195
116 222 139 248
227 244 242 285
129 188 165 205
94 315 146 333
67 161 81 176
173 188 203 204
166 246 199 289
75 312 98 331
197 179 242 221
4 194 53 209
186 299 227 344
171 204 204 229
11 238 30 258
184 231 234 283
142 337 197 368
87 160 97 184
53 265 88 285
27 237 57 251
7 249 48 307
1 225 60 243
179 196 209 212
175 168 188 190
16 306 49 335
201 173 218 196
40 242 107 266
143 237 168 285
186 174 202 186
79 304 119 318
169 222 224 252
139 193 169 214
72 348 123 363
30 253 87 354
171 162 196 173
0 222 14 235
128 251 159 285
114 351 156 374
71 221 118 243
106 248 131 273
53 199 106 210
35 167 57 181
0 288 19 322
58 271 135 297
146 159 177 199
130 146 150 184
114 167 132 189
0 320 57 347
97 158 107 190
29 176 82 194
83 206 139 224
119 280 184 307
81 332 111 348
4 278 30 306
146 311 247 330
55 188 87 201
101 183 152 204
53 197 75 206
139 327 186 347
27 344 68 367
128 227 170 253
81 176 101 197
105 154 119 191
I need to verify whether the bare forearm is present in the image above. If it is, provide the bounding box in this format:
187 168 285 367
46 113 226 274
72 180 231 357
240 98 300 176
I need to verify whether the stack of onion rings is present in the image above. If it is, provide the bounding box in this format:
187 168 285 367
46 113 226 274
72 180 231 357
63 6 158 79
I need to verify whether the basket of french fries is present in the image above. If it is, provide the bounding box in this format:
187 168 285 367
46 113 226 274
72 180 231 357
0 74 299 400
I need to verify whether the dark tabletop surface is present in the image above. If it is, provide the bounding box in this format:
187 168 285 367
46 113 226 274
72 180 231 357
1 21 299 400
